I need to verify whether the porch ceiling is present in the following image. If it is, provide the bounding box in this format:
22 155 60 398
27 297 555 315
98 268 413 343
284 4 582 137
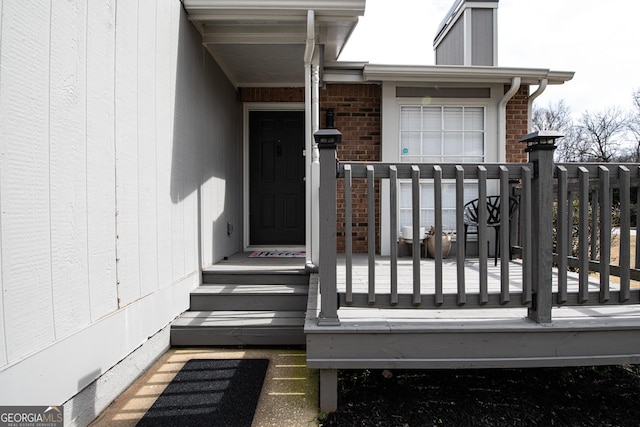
183 0 366 87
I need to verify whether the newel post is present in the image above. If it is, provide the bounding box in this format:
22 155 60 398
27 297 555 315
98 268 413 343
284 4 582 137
315 129 341 326
520 131 563 324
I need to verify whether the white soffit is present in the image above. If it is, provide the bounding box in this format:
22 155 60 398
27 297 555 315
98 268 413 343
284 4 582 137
183 0 366 87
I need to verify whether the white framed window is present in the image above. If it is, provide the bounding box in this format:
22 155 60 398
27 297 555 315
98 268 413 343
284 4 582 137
398 105 485 231
400 106 485 163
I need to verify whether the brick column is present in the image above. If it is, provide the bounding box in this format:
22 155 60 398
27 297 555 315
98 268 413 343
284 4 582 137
321 83 381 253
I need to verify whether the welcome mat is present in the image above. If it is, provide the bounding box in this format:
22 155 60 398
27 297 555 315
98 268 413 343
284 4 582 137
249 250 306 258
137 359 268 427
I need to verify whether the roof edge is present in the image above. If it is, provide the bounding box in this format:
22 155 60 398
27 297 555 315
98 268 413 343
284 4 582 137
183 0 366 16
362 64 574 85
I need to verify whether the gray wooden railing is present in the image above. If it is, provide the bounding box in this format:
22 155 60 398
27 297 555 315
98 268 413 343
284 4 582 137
553 164 640 305
317 141 640 325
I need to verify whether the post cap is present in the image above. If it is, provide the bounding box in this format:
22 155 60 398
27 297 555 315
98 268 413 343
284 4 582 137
314 129 342 148
519 130 564 151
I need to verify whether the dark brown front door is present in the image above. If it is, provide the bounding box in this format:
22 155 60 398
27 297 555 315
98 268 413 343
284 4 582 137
249 111 305 245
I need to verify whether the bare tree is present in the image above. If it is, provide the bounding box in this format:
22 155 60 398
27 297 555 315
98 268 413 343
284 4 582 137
532 99 572 132
626 88 640 162
531 100 582 162
578 107 628 162
533 97 638 163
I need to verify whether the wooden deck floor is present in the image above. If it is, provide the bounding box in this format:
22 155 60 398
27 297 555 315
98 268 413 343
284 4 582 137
336 254 618 295
306 257 640 374
302 254 639 325
206 252 638 322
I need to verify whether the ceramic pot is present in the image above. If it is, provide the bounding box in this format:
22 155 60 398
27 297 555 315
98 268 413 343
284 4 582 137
426 232 452 258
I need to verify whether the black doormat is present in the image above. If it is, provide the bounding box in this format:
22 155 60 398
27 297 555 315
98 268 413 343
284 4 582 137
137 359 269 427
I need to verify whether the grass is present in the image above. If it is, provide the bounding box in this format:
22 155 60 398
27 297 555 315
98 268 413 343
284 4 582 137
599 231 638 288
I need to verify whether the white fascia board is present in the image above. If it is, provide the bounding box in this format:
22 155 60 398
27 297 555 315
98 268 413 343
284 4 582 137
363 64 575 86
184 0 366 17
323 61 367 82
323 71 367 83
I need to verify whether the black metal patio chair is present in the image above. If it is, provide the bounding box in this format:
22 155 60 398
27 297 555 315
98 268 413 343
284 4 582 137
463 195 519 266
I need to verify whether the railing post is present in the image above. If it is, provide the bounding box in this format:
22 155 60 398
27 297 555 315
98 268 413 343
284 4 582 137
519 131 562 324
315 129 341 326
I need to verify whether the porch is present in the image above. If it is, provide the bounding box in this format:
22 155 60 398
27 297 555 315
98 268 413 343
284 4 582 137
306 131 640 411
307 255 640 411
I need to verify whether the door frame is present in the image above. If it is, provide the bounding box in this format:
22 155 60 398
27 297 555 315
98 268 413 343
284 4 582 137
243 102 306 250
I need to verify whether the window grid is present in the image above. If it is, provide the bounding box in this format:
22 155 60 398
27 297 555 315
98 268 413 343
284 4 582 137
398 105 485 233
399 106 485 163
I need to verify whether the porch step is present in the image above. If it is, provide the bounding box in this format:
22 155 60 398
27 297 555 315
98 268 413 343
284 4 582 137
202 271 309 285
191 284 308 311
171 268 310 346
171 311 306 346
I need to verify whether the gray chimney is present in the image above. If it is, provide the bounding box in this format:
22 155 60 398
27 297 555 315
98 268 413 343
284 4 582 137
434 0 499 66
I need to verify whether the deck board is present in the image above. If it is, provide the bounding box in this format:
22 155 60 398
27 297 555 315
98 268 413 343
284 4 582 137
336 255 618 296
192 284 307 294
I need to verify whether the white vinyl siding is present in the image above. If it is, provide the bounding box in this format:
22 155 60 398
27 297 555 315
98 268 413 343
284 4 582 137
0 0 242 410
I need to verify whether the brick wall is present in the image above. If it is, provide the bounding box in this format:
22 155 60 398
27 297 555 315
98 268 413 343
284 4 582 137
320 83 382 253
239 84 381 253
240 84 526 253
505 84 530 163
240 87 305 102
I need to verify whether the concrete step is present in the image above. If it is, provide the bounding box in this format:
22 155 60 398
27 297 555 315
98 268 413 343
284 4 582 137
191 283 308 311
170 310 306 346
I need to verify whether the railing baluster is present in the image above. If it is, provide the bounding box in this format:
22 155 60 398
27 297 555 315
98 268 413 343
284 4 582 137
478 166 488 304
456 165 466 305
556 166 568 304
633 167 640 268
637 167 640 270
599 166 610 303
434 165 443 305
411 165 422 305
344 164 353 304
367 165 376 305
499 166 510 304
521 166 532 305
590 188 599 261
389 166 399 305
578 167 589 303
619 165 631 302
567 190 575 255
330 160 638 312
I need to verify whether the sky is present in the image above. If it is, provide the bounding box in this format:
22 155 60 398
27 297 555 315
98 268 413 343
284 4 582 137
338 0 639 120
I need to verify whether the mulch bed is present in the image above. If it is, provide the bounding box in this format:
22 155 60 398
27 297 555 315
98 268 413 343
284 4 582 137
319 365 640 427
